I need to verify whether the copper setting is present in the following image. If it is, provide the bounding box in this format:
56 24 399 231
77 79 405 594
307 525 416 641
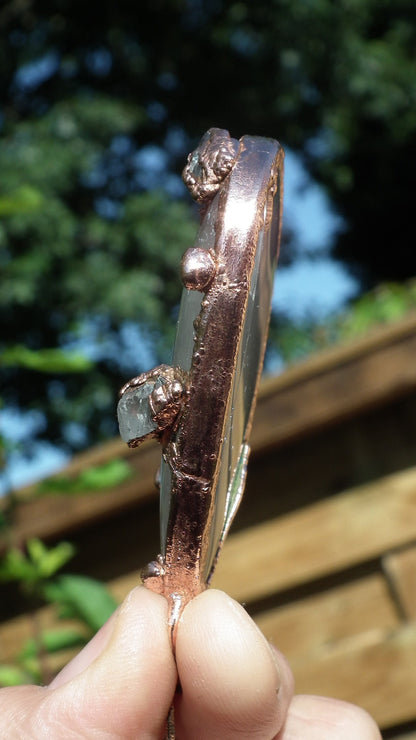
118 129 284 647
181 247 217 291
118 364 188 448
182 127 239 202
149 375 186 429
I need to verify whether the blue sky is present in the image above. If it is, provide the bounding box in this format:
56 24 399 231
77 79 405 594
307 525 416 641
275 149 357 321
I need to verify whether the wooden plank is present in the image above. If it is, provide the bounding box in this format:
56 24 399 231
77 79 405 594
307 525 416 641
0 440 160 551
0 609 89 667
212 465 416 603
255 574 399 659
383 545 416 620
292 622 416 729
260 312 416 399
0 612 38 663
253 313 416 452
7 437 133 503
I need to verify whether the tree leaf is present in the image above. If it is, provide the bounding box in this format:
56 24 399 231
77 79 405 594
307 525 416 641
0 346 94 373
43 575 118 632
26 539 76 579
0 664 34 687
0 547 37 584
19 628 86 659
37 459 133 495
0 540 75 586
0 186 44 216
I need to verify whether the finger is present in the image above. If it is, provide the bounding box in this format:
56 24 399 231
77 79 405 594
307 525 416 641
0 587 178 740
175 589 294 740
279 695 382 740
55 586 178 738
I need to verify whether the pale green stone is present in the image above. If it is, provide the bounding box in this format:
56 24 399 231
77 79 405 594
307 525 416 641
117 381 158 445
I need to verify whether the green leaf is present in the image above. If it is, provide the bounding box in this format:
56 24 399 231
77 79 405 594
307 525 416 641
19 628 86 660
0 547 37 584
37 459 133 495
0 186 44 216
0 540 75 585
0 664 34 687
43 575 118 632
76 459 133 489
0 346 94 373
25 538 48 565
26 539 76 579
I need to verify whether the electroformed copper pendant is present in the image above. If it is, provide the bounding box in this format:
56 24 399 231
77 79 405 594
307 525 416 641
118 128 284 639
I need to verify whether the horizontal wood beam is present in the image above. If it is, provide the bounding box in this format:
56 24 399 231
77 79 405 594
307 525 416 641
256 574 399 659
253 312 416 452
212 465 416 602
0 440 160 549
292 622 416 729
383 544 416 621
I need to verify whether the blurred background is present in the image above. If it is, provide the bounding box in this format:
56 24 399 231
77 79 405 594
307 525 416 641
1 0 415 491
1 3 416 733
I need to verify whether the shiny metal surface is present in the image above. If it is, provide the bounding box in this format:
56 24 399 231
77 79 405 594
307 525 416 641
117 128 284 638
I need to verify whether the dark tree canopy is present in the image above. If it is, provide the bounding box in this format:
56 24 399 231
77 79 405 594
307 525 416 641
1 0 415 453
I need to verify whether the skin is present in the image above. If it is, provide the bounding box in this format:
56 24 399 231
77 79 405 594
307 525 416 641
0 587 382 740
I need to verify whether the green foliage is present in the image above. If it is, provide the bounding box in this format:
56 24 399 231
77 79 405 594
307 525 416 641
0 665 34 687
13 627 87 683
338 281 416 339
0 91 196 449
36 458 133 495
275 280 416 364
0 186 44 217
0 539 118 686
9 626 88 685
19 628 87 661
1 346 93 373
43 575 118 633
0 539 75 590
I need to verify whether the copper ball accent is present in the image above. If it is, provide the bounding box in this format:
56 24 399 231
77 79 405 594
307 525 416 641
181 248 217 291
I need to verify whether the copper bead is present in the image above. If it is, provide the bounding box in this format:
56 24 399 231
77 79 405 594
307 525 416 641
181 247 217 291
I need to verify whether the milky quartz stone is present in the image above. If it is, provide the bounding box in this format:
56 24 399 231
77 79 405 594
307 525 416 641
117 380 160 446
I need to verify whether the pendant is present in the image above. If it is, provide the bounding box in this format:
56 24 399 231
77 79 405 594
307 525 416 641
117 128 284 639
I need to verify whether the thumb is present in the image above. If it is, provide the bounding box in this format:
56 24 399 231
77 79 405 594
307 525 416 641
0 587 177 739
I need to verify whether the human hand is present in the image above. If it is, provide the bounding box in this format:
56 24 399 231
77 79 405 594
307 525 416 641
0 587 381 739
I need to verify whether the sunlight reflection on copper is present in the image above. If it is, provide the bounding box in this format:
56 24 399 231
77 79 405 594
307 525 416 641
222 194 257 235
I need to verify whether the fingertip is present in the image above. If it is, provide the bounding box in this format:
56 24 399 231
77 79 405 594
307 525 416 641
175 589 292 739
268 642 295 702
286 695 382 740
49 586 178 737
